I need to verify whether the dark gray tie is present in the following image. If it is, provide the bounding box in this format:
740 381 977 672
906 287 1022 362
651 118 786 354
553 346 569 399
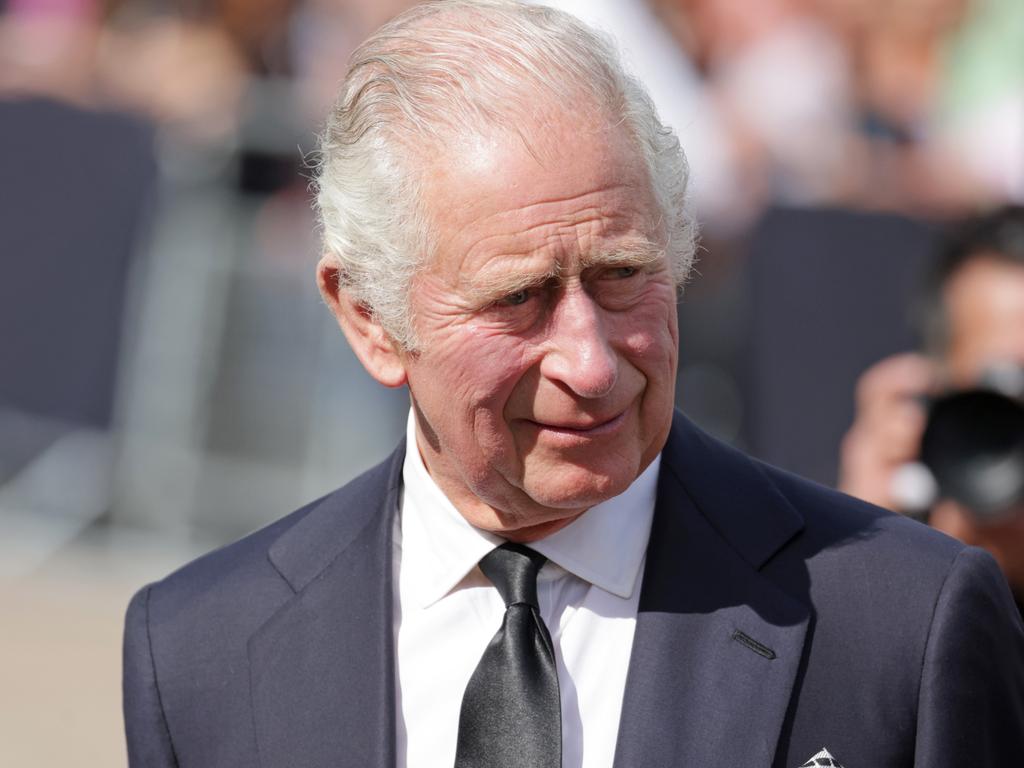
454 543 562 768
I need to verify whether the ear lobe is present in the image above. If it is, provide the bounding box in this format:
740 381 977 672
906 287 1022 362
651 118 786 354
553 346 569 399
317 256 408 388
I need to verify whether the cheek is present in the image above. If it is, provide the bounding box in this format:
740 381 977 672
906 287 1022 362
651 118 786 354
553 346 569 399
422 329 535 428
618 295 679 368
442 331 538 483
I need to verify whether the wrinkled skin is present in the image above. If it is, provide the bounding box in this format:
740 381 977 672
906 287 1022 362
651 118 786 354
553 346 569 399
321 118 680 541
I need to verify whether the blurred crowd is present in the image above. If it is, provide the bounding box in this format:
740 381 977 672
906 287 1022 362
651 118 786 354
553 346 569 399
1 0 1022 560
3 0 1021 220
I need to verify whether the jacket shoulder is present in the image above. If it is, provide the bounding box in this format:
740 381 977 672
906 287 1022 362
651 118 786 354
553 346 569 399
122 447 401 766
666 412 966 574
758 456 964 563
133 447 399 633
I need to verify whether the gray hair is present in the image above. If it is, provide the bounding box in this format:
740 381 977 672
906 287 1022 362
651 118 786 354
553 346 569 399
315 0 697 348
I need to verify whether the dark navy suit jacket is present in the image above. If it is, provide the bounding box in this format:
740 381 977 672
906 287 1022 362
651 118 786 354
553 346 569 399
124 414 1024 766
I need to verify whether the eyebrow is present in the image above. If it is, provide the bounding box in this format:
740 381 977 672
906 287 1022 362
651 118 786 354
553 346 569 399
463 239 664 305
578 240 664 271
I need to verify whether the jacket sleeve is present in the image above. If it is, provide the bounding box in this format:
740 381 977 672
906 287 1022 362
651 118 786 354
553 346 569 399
123 585 178 767
915 546 1024 765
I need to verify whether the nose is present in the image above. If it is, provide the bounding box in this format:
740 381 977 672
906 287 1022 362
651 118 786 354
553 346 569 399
539 286 618 399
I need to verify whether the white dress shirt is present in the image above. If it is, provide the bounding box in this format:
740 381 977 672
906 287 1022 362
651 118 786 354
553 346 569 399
394 411 659 768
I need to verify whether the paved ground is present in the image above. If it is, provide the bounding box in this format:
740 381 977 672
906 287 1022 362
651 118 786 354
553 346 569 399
0 529 208 766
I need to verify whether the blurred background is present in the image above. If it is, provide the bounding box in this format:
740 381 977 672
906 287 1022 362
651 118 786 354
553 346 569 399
1 0 1022 763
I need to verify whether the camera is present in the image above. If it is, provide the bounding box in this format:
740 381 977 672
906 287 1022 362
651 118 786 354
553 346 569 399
919 364 1024 522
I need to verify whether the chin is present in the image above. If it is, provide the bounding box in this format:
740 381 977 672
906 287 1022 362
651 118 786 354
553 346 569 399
522 466 636 511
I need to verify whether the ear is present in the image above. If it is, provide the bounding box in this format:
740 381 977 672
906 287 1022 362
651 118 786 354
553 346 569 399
317 255 408 388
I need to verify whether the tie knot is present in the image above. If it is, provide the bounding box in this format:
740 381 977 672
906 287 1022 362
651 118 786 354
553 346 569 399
479 543 547 608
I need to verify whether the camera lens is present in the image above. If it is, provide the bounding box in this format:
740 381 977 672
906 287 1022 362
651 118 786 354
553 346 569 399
920 390 1024 522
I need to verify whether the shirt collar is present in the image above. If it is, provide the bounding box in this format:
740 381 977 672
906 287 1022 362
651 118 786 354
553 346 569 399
399 410 659 607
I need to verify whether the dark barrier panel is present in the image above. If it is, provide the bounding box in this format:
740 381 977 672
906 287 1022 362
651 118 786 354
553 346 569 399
0 97 156 430
743 206 937 486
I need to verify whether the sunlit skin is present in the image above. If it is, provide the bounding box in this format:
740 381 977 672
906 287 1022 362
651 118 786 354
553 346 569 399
319 114 679 542
943 254 1024 385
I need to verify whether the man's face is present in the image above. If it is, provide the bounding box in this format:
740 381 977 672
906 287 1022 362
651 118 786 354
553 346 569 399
399 118 679 540
944 254 1024 384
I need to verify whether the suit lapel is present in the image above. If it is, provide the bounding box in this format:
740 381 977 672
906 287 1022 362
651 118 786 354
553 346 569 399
614 417 810 767
244 416 808 766
248 443 404 768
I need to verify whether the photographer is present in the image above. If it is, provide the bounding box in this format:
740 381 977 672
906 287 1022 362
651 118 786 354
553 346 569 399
840 205 1024 614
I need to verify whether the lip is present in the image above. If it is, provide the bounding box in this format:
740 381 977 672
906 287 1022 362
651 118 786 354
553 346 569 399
525 409 628 437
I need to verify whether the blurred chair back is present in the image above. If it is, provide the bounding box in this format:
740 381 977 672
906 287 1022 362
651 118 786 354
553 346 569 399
743 206 936 486
0 97 155 450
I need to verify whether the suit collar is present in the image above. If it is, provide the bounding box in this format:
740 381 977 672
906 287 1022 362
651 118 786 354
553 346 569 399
400 409 659 605
267 439 405 592
661 413 804 569
614 414 810 767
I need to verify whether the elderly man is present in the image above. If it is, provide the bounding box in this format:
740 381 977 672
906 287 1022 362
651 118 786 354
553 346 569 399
123 2 1024 767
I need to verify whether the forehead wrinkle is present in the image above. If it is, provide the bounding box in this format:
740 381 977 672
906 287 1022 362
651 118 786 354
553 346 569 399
460 208 607 257
456 202 646 271
448 218 597 288
509 182 642 216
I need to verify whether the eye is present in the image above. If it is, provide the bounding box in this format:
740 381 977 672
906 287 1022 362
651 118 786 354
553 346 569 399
609 266 638 279
500 289 532 306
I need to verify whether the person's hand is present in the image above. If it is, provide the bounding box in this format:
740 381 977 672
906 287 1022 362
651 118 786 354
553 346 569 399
839 352 937 510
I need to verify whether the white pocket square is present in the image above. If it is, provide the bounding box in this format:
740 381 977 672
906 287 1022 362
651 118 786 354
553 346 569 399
798 747 845 767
